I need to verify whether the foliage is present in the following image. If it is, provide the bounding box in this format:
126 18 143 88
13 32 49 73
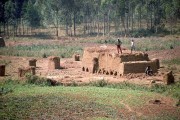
23 0 42 28
0 0 179 37
162 58 180 65
0 44 83 58
25 74 51 86
89 79 108 87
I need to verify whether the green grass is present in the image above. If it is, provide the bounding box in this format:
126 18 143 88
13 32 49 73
136 39 180 51
81 38 180 51
1 36 180 58
0 44 83 58
162 58 180 65
0 79 180 120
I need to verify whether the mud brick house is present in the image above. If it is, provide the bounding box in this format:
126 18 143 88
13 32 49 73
82 47 159 76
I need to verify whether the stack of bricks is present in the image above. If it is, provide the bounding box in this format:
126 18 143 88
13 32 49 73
29 59 37 67
0 65 5 76
122 61 157 74
73 54 80 61
48 56 60 70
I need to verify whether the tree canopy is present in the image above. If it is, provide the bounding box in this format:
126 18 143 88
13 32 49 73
0 0 179 37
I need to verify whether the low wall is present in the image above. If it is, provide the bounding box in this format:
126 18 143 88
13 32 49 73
18 67 35 77
120 53 149 62
121 61 157 74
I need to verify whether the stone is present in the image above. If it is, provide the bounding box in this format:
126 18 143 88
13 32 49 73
163 71 174 85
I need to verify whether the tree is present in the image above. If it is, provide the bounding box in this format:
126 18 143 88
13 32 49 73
43 0 63 37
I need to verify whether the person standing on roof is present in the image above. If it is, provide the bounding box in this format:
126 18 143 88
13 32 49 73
131 39 135 54
116 38 122 54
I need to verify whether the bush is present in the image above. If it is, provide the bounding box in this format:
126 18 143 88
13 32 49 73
170 44 174 49
42 53 47 58
25 74 51 86
108 82 148 91
89 79 108 87
0 87 13 95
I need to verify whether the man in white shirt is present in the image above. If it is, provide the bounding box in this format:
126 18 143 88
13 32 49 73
131 39 135 53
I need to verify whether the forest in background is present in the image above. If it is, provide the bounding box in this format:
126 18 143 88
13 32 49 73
0 0 180 38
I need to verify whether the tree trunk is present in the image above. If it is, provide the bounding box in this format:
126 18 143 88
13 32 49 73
73 12 76 36
126 14 129 35
131 7 134 33
3 22 5 36
0 22 1 36
97 14 99 36
66 22 68 36
22 19 24 35
103 14 105 36
6 22 9 36
145 1 149 30
150 4 153 30
83 15 86 35
121 16 126 36
107 10 111 36
140 6 142 29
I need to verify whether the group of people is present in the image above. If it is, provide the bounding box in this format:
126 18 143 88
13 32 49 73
116 38 153 76
116 38 135 54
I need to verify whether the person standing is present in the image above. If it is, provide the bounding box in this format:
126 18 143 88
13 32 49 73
116 38 122 54
131 39 135 53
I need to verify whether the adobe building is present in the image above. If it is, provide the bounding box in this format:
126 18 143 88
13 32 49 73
82 46 159 76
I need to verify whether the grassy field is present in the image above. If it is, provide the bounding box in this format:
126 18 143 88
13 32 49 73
0 44 83 58
0 36 179 58
0 78 180 120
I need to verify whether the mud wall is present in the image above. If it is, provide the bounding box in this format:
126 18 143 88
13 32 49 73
98 53 121 75
82 47 159 76
121 61 158 74
82 47 102 73
48 56 60 70
18 67 35 77
120 53 149 62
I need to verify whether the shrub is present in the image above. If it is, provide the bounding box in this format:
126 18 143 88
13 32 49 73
42 53 47 58
0 87 13 95
170 44 174 49
89 79 108 87
25 74 51 86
